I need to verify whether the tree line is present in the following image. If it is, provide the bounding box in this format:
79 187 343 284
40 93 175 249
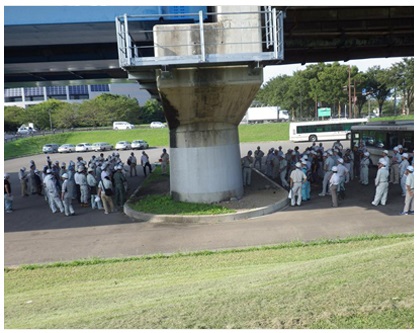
256 57 414 120
4 94 165 132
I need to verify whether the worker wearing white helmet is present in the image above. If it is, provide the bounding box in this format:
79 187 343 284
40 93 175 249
87 167 102 211
390 147 402 184
381 150 390 170
18 166 29 197
336 157 349 193
78 165 90 208
319 151 335 196
400 166 414 215
44 169 64 214
289 162 307 207
359 151 371 185
329 166 340 207
371 159 390 207
399 153 411 196
61 173 75 217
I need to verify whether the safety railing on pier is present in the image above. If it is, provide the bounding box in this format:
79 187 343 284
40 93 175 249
115 7 284 69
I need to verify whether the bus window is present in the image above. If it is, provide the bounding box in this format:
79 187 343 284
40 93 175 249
388 133 399 149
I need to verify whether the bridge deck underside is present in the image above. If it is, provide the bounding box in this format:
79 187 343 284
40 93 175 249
4 6 413 88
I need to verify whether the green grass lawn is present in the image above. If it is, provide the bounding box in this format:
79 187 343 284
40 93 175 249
5 123 290 160
4 234 413 329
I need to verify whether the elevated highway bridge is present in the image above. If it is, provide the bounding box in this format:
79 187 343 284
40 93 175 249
5 6 413 90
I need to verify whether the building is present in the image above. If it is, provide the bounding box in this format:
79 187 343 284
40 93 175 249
4 83 151 109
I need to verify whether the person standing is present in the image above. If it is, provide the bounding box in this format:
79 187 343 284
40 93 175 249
113 165 127 209
329 166 340 207
61 173 75 216
128 152 138 177
241 150 254 186
44 169 64 214
319 152 334 196
371 159 389 206
254 146 264 171
28 160 37 195
141 151 152 177
4 173 13 213
87 167 102 210
289 162 307 207
160 148 170 174
265 148 274 178
400 166 414 215
381 150 390 170
18 167 29 197
78 166 90 208
301 160 311 201
98 175 115 215
278 153 289 189
390 147 401 184
399 153 410 196
359 152 371 185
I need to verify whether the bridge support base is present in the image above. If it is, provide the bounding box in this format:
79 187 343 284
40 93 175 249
157 66 262 203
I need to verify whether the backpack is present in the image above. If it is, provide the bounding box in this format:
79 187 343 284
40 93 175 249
127 157 132 166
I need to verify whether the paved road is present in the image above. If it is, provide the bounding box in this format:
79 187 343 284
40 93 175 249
4 141 414 266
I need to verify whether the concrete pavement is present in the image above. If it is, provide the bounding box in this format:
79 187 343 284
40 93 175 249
4 141 414 266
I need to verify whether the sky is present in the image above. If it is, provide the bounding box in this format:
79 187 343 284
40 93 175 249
262 57 406 85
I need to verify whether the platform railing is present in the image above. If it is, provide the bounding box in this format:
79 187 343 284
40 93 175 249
115 7 284 69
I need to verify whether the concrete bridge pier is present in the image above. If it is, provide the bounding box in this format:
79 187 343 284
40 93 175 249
157 66 262 203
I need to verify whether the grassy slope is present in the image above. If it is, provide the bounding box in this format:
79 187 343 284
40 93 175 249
4 235 413 329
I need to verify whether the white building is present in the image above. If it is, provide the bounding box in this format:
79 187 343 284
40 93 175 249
4 83 151 108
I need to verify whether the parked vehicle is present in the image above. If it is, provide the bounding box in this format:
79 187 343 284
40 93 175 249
150 121 166 128
42 143 60 154
17 123 37 135
58 144 76 153
115 141 132 150
75 143 92 152
241 106 289 124
113 121 134 130
92 142 113 152
131 140 149 150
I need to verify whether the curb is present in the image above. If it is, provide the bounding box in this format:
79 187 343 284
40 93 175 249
123 169 289 224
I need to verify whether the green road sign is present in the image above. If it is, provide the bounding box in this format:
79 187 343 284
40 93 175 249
318 107 331 117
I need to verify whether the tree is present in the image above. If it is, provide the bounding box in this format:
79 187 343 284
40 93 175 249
4 106 27 132
139 99 165 124
364 66 392 117
78 94 140 127
387 57 414 115
26 99 68 130
53 103 80 129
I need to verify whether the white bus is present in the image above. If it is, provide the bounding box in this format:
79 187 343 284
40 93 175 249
350 120 414 165
289 118 368 142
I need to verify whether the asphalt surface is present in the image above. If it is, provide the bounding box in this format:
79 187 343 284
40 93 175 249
4 140 414 266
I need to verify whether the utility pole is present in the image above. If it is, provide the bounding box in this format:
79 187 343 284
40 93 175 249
348 65 352 119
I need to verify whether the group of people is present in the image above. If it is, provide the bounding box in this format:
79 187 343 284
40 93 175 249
5 148 171 216
242 140 414 214
9 152 131 216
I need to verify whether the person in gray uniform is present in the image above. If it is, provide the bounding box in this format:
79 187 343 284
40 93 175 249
371 159 389 206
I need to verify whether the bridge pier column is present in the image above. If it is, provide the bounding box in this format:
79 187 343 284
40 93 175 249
157 67 262 203
154 6 263 203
